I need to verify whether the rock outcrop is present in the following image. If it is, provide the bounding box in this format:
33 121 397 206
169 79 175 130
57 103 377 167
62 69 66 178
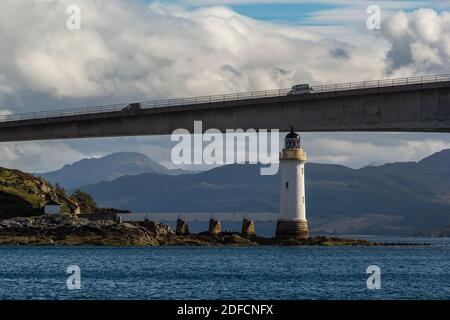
0 167 80 218
0 215 164 246
0 215 404 247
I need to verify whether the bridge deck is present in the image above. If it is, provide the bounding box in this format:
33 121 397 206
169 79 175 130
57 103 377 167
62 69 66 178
1 74 449 124
1 74 450 141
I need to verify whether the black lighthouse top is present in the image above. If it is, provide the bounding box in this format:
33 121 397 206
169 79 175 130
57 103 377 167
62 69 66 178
285 127 301 149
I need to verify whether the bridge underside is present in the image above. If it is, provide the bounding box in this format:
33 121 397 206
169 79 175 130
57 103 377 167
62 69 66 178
0 81 450 142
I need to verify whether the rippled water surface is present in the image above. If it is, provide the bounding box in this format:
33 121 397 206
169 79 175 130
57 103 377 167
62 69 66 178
0 237 449 300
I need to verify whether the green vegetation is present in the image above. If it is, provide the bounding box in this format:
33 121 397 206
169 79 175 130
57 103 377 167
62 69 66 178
0 167 80 218
0 165 131 218
71 189 97 213
0 169 47 207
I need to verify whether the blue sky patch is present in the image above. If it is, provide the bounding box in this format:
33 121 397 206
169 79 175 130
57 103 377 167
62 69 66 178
229 3 339 25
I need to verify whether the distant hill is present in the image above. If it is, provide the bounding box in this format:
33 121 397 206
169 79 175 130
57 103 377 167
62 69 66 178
38 152 192 189
0 167 79 218
79 149 450 235
414 225 450 237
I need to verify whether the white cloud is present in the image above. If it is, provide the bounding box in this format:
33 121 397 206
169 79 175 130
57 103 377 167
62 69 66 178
302 1 429 24
0 0 386 106
303 133 450 168
383 9 450 74
0 141 85 173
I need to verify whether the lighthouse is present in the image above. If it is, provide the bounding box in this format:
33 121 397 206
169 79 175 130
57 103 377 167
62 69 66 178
276 128 309 239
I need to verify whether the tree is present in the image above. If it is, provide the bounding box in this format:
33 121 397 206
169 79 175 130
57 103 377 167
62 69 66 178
71 189 97 213
54 182 66 195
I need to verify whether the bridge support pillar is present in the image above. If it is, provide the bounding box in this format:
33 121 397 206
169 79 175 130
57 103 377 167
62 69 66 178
176 218 190 236
242 219 256 237
208 219 221 235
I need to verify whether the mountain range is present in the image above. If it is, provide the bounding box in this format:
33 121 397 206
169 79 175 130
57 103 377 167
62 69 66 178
38 152 191 189
38 150 450 235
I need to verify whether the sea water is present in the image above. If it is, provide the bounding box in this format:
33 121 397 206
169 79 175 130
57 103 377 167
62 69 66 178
0 237 449 300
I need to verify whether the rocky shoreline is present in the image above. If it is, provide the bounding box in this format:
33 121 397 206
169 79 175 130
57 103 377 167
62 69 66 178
0 215 416 246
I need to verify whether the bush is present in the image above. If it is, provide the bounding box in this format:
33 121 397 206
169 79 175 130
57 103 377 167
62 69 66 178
71 189 97 213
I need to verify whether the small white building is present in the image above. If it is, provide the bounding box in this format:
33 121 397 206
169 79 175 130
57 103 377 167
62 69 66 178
44 200 62 215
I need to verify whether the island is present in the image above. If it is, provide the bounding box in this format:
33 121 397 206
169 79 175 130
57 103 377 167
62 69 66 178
0 214 414 246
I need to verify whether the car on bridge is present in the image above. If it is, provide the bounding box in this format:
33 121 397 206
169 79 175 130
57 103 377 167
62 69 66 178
121 103 141 111
287 84 313 95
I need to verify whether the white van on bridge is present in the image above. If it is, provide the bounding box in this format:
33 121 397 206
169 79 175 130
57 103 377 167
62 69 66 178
287 84 313 95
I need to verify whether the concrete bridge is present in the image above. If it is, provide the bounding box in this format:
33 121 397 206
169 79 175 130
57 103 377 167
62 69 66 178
1 74 450 142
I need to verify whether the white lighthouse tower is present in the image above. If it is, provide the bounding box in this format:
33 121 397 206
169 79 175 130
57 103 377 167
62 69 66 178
276 128 309 239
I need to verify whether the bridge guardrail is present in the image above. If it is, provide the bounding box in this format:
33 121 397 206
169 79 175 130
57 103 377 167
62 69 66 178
1 74 449 123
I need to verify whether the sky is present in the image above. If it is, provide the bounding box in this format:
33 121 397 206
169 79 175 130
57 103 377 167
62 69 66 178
0 0 450 172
